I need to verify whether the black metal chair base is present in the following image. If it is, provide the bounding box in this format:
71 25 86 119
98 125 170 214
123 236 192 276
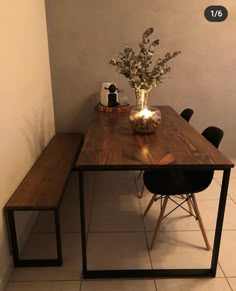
83 268 215 279
5 208 63 268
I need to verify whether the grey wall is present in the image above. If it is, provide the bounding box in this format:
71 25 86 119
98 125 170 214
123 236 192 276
45 0 236 158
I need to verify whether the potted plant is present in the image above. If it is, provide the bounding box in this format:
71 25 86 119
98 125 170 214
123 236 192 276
110 27 181 108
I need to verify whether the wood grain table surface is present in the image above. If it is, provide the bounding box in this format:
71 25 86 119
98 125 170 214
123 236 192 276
75 106 233 171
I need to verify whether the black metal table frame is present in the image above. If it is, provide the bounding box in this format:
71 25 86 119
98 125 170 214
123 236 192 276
77 167 231 279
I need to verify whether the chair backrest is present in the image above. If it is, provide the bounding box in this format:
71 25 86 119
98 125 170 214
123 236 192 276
180 108 194 122
201 126 224 149
190 126 224 192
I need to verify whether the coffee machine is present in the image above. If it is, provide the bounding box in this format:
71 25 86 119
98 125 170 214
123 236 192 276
100 82 119 107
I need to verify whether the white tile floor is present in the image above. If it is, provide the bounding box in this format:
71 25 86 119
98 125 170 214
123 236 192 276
5 163 236 291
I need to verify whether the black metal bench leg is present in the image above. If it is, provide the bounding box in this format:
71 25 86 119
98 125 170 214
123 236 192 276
211 168 231 276
6 209 63 267
7 209 20 266
54 209 63 266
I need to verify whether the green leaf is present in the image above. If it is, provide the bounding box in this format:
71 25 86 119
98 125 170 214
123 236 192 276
151 39 160 46
139 43 145 49
142 27 154 39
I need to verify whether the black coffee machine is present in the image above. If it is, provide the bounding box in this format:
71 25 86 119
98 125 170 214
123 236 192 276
100 82 119 107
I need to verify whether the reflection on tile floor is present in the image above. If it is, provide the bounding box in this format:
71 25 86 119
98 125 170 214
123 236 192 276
6 163 236 290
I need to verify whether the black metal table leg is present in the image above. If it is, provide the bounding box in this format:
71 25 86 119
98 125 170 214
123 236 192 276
78 171 88 277
210 168 231 276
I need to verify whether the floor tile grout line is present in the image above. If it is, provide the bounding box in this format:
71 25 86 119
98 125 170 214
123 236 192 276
31 229 236 235
31 229 236 236
218 261 227 278
88 231 148 234
79 275 83 290
134 171 158 291
32 231 81 234
217 260 233 290
32 228 234 234
229 196 236 204
225 277 234 291
9 279 82 283
84 172 97 244
214 177 235 202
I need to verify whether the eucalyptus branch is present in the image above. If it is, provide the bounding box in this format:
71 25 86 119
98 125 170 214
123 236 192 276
110 28 181 90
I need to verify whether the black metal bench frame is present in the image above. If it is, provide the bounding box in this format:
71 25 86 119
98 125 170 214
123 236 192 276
6 208 62 267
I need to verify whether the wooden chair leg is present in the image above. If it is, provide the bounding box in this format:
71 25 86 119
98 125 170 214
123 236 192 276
143 194 158 216
186 194 194 215
150 196 169 249
191 194 211 250
138 183 145 199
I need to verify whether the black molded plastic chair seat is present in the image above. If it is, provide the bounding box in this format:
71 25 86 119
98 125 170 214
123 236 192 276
143 168 214 195
180 108 194 122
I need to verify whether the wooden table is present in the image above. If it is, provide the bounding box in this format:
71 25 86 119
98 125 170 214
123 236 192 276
74 106 234 279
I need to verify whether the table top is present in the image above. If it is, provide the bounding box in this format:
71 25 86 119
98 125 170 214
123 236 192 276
75 106 234 171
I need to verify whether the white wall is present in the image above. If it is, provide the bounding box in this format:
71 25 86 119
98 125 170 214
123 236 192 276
45 0 236 158
0 1 55 289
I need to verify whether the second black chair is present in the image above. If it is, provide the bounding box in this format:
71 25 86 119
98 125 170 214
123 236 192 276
143 126 224 249
180 108 194 122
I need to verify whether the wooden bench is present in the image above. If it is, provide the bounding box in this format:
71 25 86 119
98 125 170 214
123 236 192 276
5 133 83 267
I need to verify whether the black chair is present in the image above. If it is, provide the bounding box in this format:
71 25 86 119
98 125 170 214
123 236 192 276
138 108 194 198
143 126 224 249
180 108 194 122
